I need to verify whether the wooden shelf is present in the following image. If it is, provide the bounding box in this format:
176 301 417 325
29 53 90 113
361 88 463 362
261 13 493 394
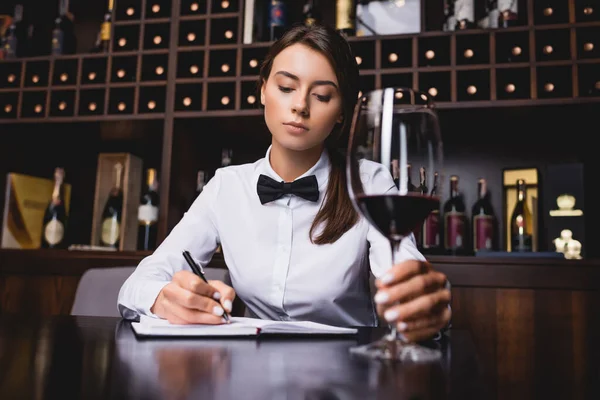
0 0 598 255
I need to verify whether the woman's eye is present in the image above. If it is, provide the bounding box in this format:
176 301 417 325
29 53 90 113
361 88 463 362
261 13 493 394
278 86 293 93
315 94 331 102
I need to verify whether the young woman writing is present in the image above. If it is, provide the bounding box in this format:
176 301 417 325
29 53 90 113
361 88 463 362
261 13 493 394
118 24 451 342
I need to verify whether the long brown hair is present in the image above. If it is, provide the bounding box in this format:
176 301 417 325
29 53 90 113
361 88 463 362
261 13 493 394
258 24 360 245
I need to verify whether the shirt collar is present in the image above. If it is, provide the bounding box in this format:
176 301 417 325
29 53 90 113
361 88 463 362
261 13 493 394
258 145 331 191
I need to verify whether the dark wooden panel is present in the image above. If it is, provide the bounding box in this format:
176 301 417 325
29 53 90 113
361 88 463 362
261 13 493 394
451 287 600 400
0 274 80 315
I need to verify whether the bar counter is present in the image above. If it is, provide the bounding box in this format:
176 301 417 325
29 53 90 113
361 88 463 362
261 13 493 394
0 248 599 399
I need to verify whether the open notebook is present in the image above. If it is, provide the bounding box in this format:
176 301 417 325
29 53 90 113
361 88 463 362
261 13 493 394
131 315 358 337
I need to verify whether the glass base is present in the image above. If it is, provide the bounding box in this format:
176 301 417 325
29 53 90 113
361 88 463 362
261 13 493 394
350 335 442 362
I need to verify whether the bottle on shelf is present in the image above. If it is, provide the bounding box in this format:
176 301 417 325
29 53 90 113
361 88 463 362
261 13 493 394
303 0 321 26
92 0 114 52
336 0 356 37
51 0 77 55
406 163 417 192
3 5 25 59
510 178 533 252
268 0 287 42
422 171 440 252
41 167 68 249
100 162 124 249
483 0 499 29
418 167 428 195
391 159 400 189
471 178 496 252
443 0 457 31
221 148 233 167
443 175 468 254
497 0 518 28
454 0 477 30
138 168 160 251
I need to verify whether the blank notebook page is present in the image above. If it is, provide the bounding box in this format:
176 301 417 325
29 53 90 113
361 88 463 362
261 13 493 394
131 316 357 337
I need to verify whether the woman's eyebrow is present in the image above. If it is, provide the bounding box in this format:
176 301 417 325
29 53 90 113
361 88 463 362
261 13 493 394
274 70 339 90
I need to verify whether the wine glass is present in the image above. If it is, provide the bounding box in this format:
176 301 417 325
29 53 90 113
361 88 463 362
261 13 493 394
346 87 444 362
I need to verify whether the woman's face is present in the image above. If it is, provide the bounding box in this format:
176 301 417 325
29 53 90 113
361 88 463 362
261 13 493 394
261 43 343 153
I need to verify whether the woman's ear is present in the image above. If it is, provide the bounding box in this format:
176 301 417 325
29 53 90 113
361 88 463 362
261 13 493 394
336 114 343 124
260 79 266 105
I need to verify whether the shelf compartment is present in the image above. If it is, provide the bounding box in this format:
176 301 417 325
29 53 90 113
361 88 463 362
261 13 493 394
241 46 268 76
177 51 205 79
495 30 530 64
456 34 490 66
21 91 47 118
179 20 207 47
108 87 136 115
381 73 413 89
49 90 76 117
418 36 451 67
535 29 571 62
206 81 235 110
139 86 167 113
577 63 600 97
175 83 204 111
141 54 169 82
0 62 22 89
576 27 599 59
536 65 573 99
418 70 451 102
24 61 50 88
52 59 78 87
81 57 108 85
115 0 142 21
0 92 19 119
113 25 141 52
78 89 106 116
496 67 531 100
208 49 237 77
143 23 171 51
209 17 238 45
110 56 138 83
181 0 207 15
240 80 260 110
381 38 412 69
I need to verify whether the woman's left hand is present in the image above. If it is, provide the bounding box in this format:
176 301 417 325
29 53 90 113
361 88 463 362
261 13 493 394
374 260 451 342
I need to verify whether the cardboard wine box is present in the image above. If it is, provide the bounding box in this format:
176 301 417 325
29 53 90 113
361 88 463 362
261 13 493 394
91 153 143 251
503 168 540 252
1 172 72 249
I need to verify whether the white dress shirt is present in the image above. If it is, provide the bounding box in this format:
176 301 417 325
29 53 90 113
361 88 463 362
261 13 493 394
118 146 426 327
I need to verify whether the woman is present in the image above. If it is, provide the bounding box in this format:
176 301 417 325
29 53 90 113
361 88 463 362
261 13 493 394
118 24 451 342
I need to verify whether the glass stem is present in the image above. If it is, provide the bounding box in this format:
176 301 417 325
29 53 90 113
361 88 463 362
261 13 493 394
388 238 407 342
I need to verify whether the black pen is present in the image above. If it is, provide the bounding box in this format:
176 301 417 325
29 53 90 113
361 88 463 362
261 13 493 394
182 250 230 322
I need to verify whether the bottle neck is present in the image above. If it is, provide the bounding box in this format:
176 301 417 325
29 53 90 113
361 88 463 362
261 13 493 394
478 180 487 199
52 178 62 202
450 179 459 198
146 169 158 192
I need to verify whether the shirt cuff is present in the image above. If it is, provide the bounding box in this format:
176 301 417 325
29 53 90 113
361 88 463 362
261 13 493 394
138 280 170 319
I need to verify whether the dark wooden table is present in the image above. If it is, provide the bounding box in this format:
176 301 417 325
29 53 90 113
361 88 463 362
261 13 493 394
0 315 487 400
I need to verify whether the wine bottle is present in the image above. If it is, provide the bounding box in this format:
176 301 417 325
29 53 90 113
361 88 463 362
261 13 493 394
51 0 76 55
268 0 287 42
406 163 417 192
95 0 114 52
510 178 533 252
454 0 477 29
418 167 428 195
472 178 496 252
221 148 232 167
137 168 159 251
196 170 208 197
41 167 68 249
498 0 518 27
422 171 440 251
443 0 457 31
391 159 400 189
100 162 123 249
303 0 321 26
486 0 499 28
4 5 25 59
336 0 356 37
443 175 468 254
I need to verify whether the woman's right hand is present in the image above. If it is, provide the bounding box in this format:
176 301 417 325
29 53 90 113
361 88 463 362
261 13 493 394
150 270 236 324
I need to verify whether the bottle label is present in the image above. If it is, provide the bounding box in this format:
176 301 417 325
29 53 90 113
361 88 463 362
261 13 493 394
269 1 286 27
336 0 354 30
138 204 159 225
473 215 493 251
444 212 466 249
422 210 440 248
44 219 64 245
455 0 474 22
52 29 64 54
101 218 120 246
101 21 111 41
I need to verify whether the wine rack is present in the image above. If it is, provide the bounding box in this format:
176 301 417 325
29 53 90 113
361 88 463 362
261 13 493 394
0 0 598 253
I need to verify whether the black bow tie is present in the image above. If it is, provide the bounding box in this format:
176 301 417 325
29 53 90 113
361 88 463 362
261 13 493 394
257 174 319 205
